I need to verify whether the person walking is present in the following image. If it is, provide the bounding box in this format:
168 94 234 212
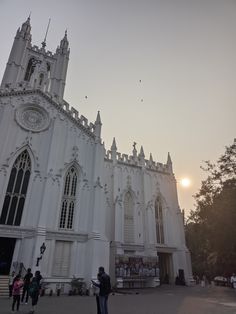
21 268 33 304
230 273 236 289
11 274 23 312
92 273 101 314
8 271 15 298
92 267 111 314
29 271 42 314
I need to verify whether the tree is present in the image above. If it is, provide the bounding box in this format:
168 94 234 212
186 139 236 278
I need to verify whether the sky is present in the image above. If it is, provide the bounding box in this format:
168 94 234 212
0 0 235 215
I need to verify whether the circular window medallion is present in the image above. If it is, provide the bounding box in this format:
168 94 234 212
15 104 50 132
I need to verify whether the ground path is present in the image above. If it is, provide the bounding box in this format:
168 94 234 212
1 285 236 314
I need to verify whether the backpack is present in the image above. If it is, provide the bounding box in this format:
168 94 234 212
29 280 39 297
101 273 111 295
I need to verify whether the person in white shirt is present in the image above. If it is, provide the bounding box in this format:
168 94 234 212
230 273 236 288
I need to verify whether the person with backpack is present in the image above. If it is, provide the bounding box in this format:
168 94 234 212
92 266 111 314
21 268 33 304
11 274 23 312
29 271 42 314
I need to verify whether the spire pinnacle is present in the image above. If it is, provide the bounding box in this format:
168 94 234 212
59 29 69 53
20 16 32 40
95 111 102 125
139 146 145 158
167 152 172 164
167 152 173 173
111 137 117 151
139 145 145 166
94 111 102 138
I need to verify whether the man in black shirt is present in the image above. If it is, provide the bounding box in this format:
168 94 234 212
92 266 111 314
21 268 33 304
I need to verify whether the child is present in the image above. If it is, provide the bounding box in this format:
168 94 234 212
11 275 23 312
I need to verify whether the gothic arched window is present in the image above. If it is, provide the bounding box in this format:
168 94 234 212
39 73 44 86
59 167 78 229
124 191 134 243
0 150 31 226
155 197 164 244
24 58 36 81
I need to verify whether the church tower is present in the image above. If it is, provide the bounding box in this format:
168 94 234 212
1 17 70 103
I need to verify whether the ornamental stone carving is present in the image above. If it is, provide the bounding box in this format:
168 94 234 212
15 104 50 132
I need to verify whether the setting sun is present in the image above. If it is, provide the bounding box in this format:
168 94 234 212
180 178 191 188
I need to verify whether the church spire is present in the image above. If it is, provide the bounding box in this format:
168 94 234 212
139 146 145 166
59 30 69 53
50 30 70 102
95 110 101 125
111 137 117 151
139 146 145 158
94 111 102 138
1 17 32 89
149 153 153 163
19 16 32 41
167 152 173 173
111 137 117 163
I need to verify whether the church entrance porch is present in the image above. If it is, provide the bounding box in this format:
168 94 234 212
0 237 16 275
158 252 173 284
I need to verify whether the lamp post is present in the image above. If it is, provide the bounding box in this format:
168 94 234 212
36 242 46 267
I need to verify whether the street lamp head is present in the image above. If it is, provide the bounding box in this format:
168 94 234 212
40 242 46 255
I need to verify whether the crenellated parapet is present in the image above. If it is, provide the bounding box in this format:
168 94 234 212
104 139 173 174
61 100 96 134
30 45 55 58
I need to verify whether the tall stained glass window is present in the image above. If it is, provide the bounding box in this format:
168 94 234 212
59 167 77 229
0 150 31 226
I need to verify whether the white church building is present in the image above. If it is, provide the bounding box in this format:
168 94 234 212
0 18 193 291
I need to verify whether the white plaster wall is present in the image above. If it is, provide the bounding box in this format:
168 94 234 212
0 90 191 286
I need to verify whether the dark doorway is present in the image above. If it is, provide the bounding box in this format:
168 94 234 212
0 237 16 275
158 252 173 284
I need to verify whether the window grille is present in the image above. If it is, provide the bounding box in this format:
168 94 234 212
124 191 134 243
0 150 31 226
24 58 36 81
59 167 77 230
155 198 164 244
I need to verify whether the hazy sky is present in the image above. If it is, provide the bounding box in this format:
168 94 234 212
0 0 235 215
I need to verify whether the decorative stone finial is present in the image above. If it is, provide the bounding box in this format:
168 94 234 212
132 142 137 157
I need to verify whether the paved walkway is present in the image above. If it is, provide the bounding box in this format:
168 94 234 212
1 285 236 314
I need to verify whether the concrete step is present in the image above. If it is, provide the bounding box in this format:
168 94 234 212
0 276 9 297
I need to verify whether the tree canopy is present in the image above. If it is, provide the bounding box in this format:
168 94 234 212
186 139 236 278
